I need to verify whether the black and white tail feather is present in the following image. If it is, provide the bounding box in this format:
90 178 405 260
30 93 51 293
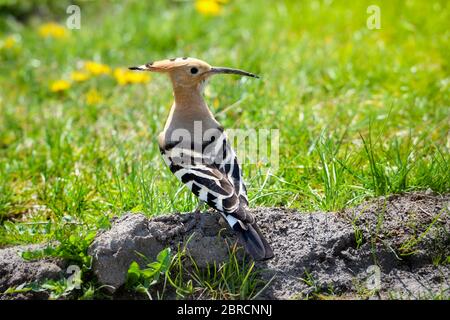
160 132 274 261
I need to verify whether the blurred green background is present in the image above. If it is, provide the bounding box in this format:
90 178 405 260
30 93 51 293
0 0 448 246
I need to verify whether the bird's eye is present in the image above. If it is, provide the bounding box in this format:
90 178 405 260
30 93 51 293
190 67 198 75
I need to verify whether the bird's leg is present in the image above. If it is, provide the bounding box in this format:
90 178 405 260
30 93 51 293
194 200 206 213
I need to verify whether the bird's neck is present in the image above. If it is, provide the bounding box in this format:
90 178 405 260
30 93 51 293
164 85 218 132
172 85 207 112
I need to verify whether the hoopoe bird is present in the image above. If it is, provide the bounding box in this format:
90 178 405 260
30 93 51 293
129 57 274 261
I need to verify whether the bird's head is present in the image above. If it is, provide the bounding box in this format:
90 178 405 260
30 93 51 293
129 57 259 90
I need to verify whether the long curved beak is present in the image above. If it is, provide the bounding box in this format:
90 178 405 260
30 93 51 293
209 67 259 78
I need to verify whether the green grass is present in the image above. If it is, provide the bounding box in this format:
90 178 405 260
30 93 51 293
166 244 269 300
0 0 448 298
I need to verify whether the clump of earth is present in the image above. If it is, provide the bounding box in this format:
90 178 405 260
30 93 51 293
1 192 448 300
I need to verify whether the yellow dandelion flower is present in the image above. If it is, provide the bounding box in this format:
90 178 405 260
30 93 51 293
195 0 222 16
113 68 151 85
3 36 17 49
50 80 71 92
84 61 111 75
38 23 68 39
126 72 151 84
85 89 103 105
71 71 89 82
113 69 127 85
256 160 264 168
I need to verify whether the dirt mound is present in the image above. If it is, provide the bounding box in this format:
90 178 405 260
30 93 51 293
260 191 449 299
1 192 448 299
88 191 448 299
0 245 67 300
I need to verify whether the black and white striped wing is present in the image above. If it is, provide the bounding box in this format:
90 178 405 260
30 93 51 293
161 144 254 224
201 131 248 206
159 131 273 261
216 134 249 207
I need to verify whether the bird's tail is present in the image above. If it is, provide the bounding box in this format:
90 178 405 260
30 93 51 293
234 222 274 261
